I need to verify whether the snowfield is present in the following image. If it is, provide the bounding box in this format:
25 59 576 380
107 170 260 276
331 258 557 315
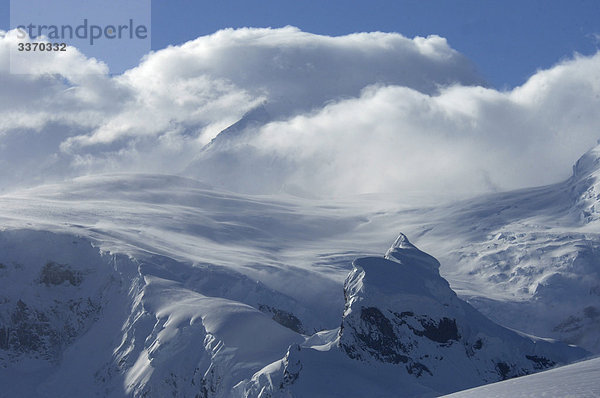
441 356 600 398
0 144 599 396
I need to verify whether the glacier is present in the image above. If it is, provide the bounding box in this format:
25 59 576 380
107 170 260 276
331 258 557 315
0 143 599 396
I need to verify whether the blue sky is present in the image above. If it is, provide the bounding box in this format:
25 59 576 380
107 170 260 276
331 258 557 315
151 0 600 89
2 0 599 87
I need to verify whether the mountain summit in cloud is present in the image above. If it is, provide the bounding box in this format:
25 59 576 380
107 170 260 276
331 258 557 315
3 27 600 198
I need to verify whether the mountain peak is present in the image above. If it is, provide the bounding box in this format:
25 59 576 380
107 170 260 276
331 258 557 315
572 142 600 180
203 103 271 149
244 234 587 397
389 232 414 249
338 234 587 391
384 232 441 271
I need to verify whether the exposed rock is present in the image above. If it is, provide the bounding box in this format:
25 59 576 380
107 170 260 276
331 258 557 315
259 304 305 334
39 262 83 286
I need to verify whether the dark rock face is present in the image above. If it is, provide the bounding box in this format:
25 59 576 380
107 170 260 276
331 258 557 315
282 344 303 386
0 232 119 367
9 300 52 354
495 362 511 380
1 296 101 361
392 311 459 344
526 355 556 370
492 360 530 380
342 307 409 365
419 317 459 343
259 304 305 334
340 306 439 378
39 262 83 286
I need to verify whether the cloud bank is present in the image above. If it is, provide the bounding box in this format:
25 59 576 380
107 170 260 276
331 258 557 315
1 27 599 199
233 53 600 197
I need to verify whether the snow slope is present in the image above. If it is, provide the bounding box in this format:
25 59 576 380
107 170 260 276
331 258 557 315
441 356 600 398
0 226 310 397
0 175 383 397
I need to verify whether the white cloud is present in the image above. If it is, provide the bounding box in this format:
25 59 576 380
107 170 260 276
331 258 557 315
1 27 599 199
189 53 600 198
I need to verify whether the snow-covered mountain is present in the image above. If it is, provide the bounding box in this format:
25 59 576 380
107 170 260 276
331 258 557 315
0 227 313 398
182 103 286 194
0 143 599 396
202 104 271 150
240 234 587 397
394 142 600 354
0 175 362 397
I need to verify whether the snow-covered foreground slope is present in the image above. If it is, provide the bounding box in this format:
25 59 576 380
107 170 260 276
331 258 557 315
441 356 600 398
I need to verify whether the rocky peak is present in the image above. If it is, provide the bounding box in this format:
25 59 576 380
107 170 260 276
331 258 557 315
242 233 588 397
338 233 587 389
384 233 441 272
